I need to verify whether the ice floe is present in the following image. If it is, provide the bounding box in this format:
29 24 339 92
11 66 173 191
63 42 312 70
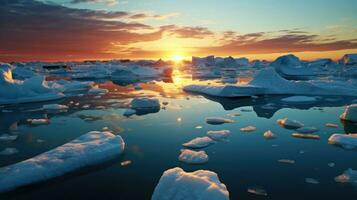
205 117 234 125
27 118 50 125
340 104 357 122
335 169 357 185
207 130 230 141
277 118 304 129
240 126 256 132
247 187 268 196
182 136 215 148
326 123 339 128
292 133 320 140
0 131 125 192
152 167 229 200
130 97 160 109
178 149 209 164
328 134 357 150
263 130 276 139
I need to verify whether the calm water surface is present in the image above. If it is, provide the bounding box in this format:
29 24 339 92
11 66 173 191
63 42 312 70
0 74 356 200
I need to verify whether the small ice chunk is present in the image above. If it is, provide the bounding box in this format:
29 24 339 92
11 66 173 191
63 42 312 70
292 133 320 140
178 149 209 164
130 97 160 109
281 96 317 103
263 130 276 139
0 148 18 155
152 167 229 200
277 118 304 129
82 104 90 109
205 117 234 125
42 104 68 110
240 126 256 132
326 123 338 128
182 136 214 148
226 113 240 117
278 159 295 164
0 131 125 192
305 178 319 184
207 130 230 141
328 134 357 149
195 125 203 129
247 187 268 196
328 162 335 167
340 104 357 122
27 118 49 125
335 169 357 184
296 127 319 133
120 160 132 166
0 134 17 141
123 109 136 117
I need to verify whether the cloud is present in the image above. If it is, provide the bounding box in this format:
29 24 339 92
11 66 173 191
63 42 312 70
128 12 179 21
197 31 357 56
161 25 214 39
70 0 119 6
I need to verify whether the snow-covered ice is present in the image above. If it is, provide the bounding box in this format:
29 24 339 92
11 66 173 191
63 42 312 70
340 104 357 122
328 134 357 150
152 167 229 200
178 149 209 164
205 117 234 125
277 118 304 129
182 136 215 148
0 131 125 192
207 130 230 141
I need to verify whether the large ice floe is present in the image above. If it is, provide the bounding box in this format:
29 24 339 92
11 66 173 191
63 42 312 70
0 131 125 192
182 136 215 148
328 134 357 150
340 104 357 122
184 64 357 98
0 63 64 104
151 167 229 200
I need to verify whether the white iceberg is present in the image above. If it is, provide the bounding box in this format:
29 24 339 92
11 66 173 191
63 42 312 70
328 134 357 149
205 117 234 125
0 131 125 192
178 149 209 164
340 104 357 122
0 64 64 104
182 136 215 148
281 96 317 103
152 167 229 200
207 130 230 141
277 118 304 129
272 54 316 80
49 79 94 94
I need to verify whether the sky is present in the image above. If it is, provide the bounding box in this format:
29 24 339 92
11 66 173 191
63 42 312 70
0 0 357 62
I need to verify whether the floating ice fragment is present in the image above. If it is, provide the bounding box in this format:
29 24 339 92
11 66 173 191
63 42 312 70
328 134 357 149
178 149 209 164
326 123 338 128
278 159 295 164
340 104 357 122
120 160 132 166
207 130 230 141
247 187 268 196
277 118 304 129
263 130 276 139
0 131 125 192
27 118 49 125
0 148 18 155
328 162 335 167
182 137 215 149
0 134 17 141
195 125 203 129
305 178 320 184
226 113 241 117
42 104 68 110
205 117 234 125
292 133 320 140
335 169 357 184
240 126 256 132
152 167 229 200
296 126 319 133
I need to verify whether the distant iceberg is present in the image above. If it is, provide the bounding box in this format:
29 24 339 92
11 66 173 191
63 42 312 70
0 131 125 192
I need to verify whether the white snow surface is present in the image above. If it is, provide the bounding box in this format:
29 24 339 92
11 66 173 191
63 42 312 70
151 167 229 200
0 131 125 192
328 134 357 150
340 104 357 122
0 64 64 104
178 149 209 164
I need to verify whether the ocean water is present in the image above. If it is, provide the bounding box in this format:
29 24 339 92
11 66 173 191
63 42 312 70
0 78 356 200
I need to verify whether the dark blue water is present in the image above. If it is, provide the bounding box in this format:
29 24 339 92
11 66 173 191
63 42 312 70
0 81 356 200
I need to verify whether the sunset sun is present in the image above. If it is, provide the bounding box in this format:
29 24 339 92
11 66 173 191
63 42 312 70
172 55 184 62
